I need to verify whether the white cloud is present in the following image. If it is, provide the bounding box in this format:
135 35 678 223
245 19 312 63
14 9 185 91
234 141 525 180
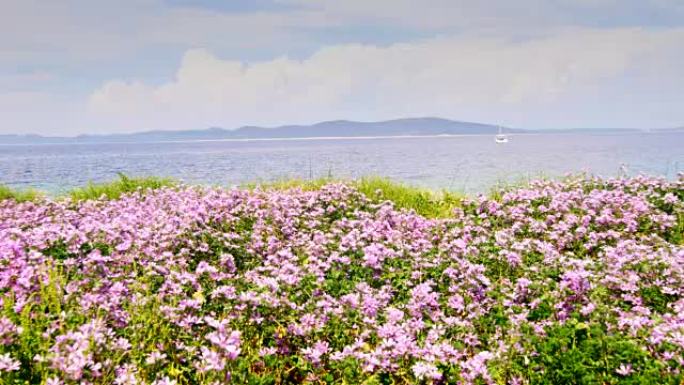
86 27 684 133
3 1 684 135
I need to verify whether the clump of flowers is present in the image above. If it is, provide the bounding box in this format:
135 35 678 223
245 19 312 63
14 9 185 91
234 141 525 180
0 174 683 384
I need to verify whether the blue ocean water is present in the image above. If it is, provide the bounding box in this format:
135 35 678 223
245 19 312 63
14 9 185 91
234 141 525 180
1 132 682 194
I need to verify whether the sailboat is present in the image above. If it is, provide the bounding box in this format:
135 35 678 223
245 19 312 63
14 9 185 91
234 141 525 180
495 126 509 143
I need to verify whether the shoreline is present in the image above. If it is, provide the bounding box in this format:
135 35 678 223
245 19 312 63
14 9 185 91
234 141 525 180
1 130 678 147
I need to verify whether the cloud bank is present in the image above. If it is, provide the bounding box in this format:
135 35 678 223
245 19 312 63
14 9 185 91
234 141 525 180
87 27 684 133
2 1 684 135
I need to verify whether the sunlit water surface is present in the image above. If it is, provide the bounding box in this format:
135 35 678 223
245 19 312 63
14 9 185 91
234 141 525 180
1 133 682 194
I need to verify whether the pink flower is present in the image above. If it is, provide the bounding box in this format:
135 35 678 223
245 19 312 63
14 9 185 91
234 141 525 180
198 347 226 372
412 361 442 380
152 377 177 385
616 363 633 376
301 341 330 365
0 353 20 372
46 377 63 385
145 351 167 365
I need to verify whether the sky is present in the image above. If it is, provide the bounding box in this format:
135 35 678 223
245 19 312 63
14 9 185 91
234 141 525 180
2 0 684 136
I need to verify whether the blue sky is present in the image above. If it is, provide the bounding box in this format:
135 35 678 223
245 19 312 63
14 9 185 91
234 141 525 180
2 0 684 135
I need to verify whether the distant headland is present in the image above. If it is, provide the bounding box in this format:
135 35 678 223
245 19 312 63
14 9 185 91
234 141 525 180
1 117 681 145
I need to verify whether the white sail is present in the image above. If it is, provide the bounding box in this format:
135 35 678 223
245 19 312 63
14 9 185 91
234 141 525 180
495 125 509 143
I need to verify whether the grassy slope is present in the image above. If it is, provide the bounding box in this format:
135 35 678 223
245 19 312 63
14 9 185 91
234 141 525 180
0 185 43 203
7 174 680 237
248 176 463 218
1 175 462 218
67 173 176 201
2 174 175 203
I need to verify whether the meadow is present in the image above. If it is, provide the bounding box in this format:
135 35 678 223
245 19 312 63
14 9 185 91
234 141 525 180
0 174 683 384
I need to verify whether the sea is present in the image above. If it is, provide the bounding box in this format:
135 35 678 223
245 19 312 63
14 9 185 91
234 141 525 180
1 132 682 195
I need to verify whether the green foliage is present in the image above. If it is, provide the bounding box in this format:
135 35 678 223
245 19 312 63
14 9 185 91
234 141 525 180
0 185 42 202
67 173 176 201
2 175 683 384
518 320 679 385
354 177 462 218
243 177 337 192
639 286 677 313
249 176 463 218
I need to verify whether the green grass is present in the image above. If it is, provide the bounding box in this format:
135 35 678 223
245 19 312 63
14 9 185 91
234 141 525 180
3 174 466 218
67 173 176 201
249 176 463 218
0 185 42 202
354 177 462 218
3 174 463 217
243 177 338 192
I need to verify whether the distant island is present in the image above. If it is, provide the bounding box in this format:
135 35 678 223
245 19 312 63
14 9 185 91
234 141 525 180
1 117 681 144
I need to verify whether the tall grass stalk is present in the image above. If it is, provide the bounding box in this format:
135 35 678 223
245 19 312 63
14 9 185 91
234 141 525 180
248 176 463 218
0 185 42 202
67 173 176 201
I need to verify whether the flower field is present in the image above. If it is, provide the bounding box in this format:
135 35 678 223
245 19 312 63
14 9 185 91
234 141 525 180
1 175 683 384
